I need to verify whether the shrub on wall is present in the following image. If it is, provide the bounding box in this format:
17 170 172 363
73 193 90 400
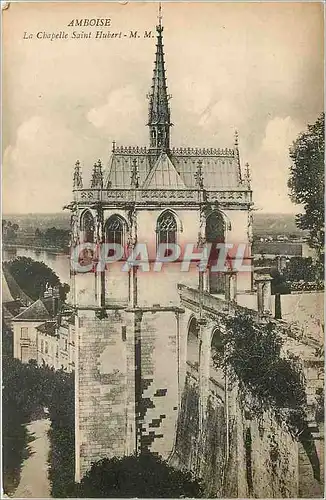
212 312 322 483
212 313 307 436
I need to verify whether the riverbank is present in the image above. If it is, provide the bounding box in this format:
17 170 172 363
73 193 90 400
3 243 68 256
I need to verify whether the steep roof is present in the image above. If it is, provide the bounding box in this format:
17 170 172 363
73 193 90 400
143 152 186 189
36 321 57 337
107 153 150 188
106 148 241 190
13 299 53 322
170 152 240 189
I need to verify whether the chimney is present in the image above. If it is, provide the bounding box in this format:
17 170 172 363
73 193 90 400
225 269 238 304
43 283 60 316
255 274 272 320
52 286 60 316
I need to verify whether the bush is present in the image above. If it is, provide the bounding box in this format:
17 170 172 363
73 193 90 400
212 313 307 436
73 454 203 498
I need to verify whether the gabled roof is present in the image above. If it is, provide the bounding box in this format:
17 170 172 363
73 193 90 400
143 152 186 189
13 299 53 322
170 152 240 189
107 153 150 189
36 321 57 337
105 148 242 190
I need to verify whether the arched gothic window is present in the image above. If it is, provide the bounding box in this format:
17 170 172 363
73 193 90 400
205 212 225 244
105 215 125 246
80 210 94 243
157 211 177 246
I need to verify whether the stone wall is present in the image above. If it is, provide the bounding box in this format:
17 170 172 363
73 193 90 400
75 306 181 479
138 310 180 457
238 412 299 498
172 375 300 498
173 376 227 497
75 309 133 479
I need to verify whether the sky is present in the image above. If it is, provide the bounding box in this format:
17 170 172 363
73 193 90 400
2 1 324 214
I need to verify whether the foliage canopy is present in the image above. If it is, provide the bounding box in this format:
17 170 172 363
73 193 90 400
212 313 307 436
6 256 69 301
288 113 324 264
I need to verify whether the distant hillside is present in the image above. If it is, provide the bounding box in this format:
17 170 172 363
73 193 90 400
3 213 70 231
3 212 306 237
252 213 307 237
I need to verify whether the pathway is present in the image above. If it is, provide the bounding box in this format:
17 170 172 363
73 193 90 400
12 419 51 498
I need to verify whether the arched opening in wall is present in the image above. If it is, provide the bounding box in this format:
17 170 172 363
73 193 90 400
105 215 126 246
205 211 225 294
187 317 200 372
80 210 94 243
210 327 225 403
156 210 177 254
104 215 127 259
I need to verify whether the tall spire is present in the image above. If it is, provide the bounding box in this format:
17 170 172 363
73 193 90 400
147 2 172 152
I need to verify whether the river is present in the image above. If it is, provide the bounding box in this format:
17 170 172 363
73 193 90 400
3 246 70 286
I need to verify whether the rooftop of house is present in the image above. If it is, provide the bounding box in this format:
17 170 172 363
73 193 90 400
36 320 57 337
13 297 58 322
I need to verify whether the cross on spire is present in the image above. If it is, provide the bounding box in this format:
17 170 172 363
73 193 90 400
158 2 162 29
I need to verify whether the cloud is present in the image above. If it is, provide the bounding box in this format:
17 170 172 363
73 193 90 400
250 116 302 213
3 116 93 213
87 85 147 144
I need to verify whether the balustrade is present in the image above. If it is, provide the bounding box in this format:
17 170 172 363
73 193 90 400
111 145 235 156
74 188 252 205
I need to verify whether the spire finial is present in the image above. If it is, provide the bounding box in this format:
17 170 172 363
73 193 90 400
234 129 241 181
234 129 239 147
131 158 139 188
245 162 251 188
91 159 103 189
73 160 83 189
194 159 204 190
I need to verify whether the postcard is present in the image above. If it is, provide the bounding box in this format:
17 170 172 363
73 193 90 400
2 2 324 498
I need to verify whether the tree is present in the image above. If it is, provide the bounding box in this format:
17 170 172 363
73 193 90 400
2 357 74 495
288 113 324 268
2 220 20 243
6 256 69 301
73 454 203 498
